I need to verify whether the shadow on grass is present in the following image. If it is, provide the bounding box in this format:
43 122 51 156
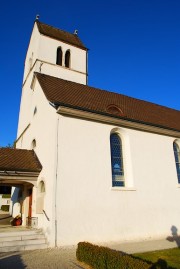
151 258 176 269
133 255 176 269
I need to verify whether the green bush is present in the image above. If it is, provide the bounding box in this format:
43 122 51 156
76 242 154 269
1 205 10 211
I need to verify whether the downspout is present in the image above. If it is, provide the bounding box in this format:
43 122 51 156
86 50 88 85
54 114 59 247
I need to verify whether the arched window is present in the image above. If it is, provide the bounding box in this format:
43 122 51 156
110 133 124 187
33 106 37 116
39 181 45 193
56 47 62 66
173 142 180 183
36 181 45 214
31 139 36 150
65 50 70 68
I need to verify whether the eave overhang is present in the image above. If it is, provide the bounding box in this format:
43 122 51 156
0 170 40 187
57 106 180 138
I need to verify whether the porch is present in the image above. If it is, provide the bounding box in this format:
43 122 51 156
0 209 48 252
0 148 45 252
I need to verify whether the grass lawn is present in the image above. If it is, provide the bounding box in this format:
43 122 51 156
134 248 180 269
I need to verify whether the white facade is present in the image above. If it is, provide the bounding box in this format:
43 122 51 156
53 116 180 245
14 20 180 247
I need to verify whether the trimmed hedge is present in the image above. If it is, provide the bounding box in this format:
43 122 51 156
76 242 154 269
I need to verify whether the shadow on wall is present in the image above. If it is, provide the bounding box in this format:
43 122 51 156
11 187 25 218
11 187 20 217
166 225 180 247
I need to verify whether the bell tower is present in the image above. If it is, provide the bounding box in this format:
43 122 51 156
17 19 88 138
23 19 88 85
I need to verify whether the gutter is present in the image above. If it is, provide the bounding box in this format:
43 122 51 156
86 50 88 85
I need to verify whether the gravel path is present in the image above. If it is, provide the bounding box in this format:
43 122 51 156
0 247 89 269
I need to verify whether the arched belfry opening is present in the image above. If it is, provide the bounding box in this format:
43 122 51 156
65 50 71 68
56 47 62 66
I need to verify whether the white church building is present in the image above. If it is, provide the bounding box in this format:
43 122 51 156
0 19 180 247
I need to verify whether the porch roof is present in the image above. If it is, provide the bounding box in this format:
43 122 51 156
0 148 42 173
0 148 42 186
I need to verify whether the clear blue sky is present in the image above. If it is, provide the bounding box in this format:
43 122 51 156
0 0 180 147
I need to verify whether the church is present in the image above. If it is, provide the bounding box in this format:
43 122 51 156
0 19 180 247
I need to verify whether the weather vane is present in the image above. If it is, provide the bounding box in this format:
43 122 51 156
36 14 40 20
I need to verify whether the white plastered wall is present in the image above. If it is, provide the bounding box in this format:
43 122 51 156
55 115 180 246
16 80 58 246
38 35 87 81
23 23 41 82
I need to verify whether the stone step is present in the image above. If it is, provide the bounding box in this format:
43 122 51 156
0 229 42 238
0 238 46 247
0 229 48 252
0 243 48 252
0 233 45 242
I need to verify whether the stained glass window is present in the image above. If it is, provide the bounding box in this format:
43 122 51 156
173 142 180 183
110 133 125 187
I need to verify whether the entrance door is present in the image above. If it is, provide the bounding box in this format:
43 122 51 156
28 189 32 218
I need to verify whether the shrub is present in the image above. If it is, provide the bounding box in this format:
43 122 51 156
76 242 154 269
1 205 9 211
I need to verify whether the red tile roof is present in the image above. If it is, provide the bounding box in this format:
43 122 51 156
0 148 42 172
35 72 180 132
36 21 87 50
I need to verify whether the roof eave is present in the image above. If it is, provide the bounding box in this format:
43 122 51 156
56 104 180 138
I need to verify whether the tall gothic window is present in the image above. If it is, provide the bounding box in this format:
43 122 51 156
110 133 125 187
56 47 62 66
65 50 70 68
173 142 180 183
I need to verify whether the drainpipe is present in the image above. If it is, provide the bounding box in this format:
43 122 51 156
86 50 88 85
54 114 59 247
